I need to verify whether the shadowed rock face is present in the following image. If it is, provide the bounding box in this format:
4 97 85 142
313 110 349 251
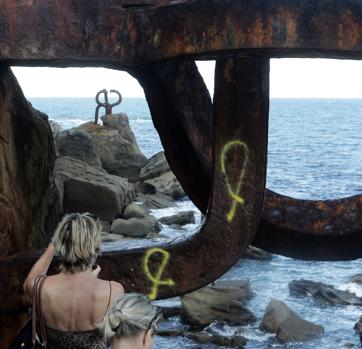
0 65 57 347
0 66 57 256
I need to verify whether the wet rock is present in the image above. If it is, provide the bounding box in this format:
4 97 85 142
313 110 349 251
260 299 324 342
212 280 255 301
140 151 170 181
289 279 362 306
122 203 149 219
101 233 125 242
243 245 273 261
186 330 247 347
54 156 135 221
354 315 362 344
160 305 181 318
143 171 185 199
157 318 185 337
111 215 161 237
141 193 177 209
159 211 195 226
181 280 256 327
350 274 362 284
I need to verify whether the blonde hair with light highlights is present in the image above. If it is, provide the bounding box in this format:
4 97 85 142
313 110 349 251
52 213 101 273
98 293 161 340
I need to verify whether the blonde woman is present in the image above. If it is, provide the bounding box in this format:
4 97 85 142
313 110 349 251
23 213 124 349
98 293 161 349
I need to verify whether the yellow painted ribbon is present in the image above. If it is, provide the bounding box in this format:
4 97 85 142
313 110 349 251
220 140 249 222
143 247 175 300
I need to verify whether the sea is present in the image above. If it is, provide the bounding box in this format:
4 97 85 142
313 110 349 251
29 97 362 349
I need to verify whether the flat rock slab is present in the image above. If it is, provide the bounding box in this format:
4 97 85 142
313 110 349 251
289 279 362 306
181 280 255 327
159 211 195 226
260 299 324 343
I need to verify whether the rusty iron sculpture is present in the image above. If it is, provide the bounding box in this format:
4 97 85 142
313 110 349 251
94 88 122 124
0 0 361 345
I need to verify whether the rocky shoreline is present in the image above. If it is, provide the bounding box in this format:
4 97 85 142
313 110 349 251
50 113 362 348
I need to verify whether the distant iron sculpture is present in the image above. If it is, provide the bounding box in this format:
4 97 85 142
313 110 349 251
94 89 122 124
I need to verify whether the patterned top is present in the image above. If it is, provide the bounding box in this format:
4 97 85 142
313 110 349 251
45 327 107 349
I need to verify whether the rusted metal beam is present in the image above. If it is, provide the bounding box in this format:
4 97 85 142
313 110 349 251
1 0 362 67
0 57 270 314
130 59 362 261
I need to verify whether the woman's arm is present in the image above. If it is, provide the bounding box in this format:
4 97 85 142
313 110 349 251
23 243 55 300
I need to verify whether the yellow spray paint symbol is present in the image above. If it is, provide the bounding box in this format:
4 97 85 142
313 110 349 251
143 247 175 300
220 140 249 222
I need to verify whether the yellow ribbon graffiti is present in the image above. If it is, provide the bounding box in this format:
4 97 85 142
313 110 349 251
220 140 249 222
143 247 175 300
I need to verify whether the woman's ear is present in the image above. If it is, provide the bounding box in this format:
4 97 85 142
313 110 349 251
142 329 154 347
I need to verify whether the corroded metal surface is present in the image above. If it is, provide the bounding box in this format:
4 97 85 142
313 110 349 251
94 89 122 124
1 0 362 67
134 59 362 261
0 57 269 314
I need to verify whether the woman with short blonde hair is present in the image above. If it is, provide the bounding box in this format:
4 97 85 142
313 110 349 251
23 212 124 349
99 293 161 349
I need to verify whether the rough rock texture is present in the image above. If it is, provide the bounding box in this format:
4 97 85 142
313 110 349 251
140 151 170 181
159 211 195 226
0 66 57 254
289 279 362 306
122 203 149 219
110 215 161 237
56 128 102 168
143 171 185 199
186 330 247 347
354 315 362 345
181 280 256 327
139 193 177 209
243 245 273 261
54 156 135 221
57 113 147 181
0 66 58 348
260 299 324 342
351 274 362 284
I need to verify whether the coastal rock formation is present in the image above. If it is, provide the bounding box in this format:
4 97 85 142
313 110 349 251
159 211 195 226
243 245 273 261
0 66 57 254
140 151 170 181
138 193 177 209
57 113 147 181
143 171 185 199
289 279 362 306
110 215 161 237
54 156 135 221
122 203 149 219
181 280 255 327
260 299 324 342
0 66 58 347
350 274 362 284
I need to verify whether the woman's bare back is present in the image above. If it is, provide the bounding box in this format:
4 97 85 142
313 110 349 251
41 270 124 331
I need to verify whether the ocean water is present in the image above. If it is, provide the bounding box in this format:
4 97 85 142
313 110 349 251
29 97 362 348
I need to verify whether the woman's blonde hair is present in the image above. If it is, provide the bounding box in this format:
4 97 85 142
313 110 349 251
52 213 101 273
98 293 161 340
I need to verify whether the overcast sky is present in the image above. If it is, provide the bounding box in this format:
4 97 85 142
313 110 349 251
11 58 362 98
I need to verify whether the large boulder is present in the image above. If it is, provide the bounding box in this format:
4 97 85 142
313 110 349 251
56 128 102 168
143 171 185 199
57 113 147 181
110 215 161 237
54 156 135 221
138 193 177 209
0 66 58 348
260 299 324 342
289 279 362 306
159 211 195 226
122 203 149 219
0 66 58 254
140 151 170 181
181 280 256 327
